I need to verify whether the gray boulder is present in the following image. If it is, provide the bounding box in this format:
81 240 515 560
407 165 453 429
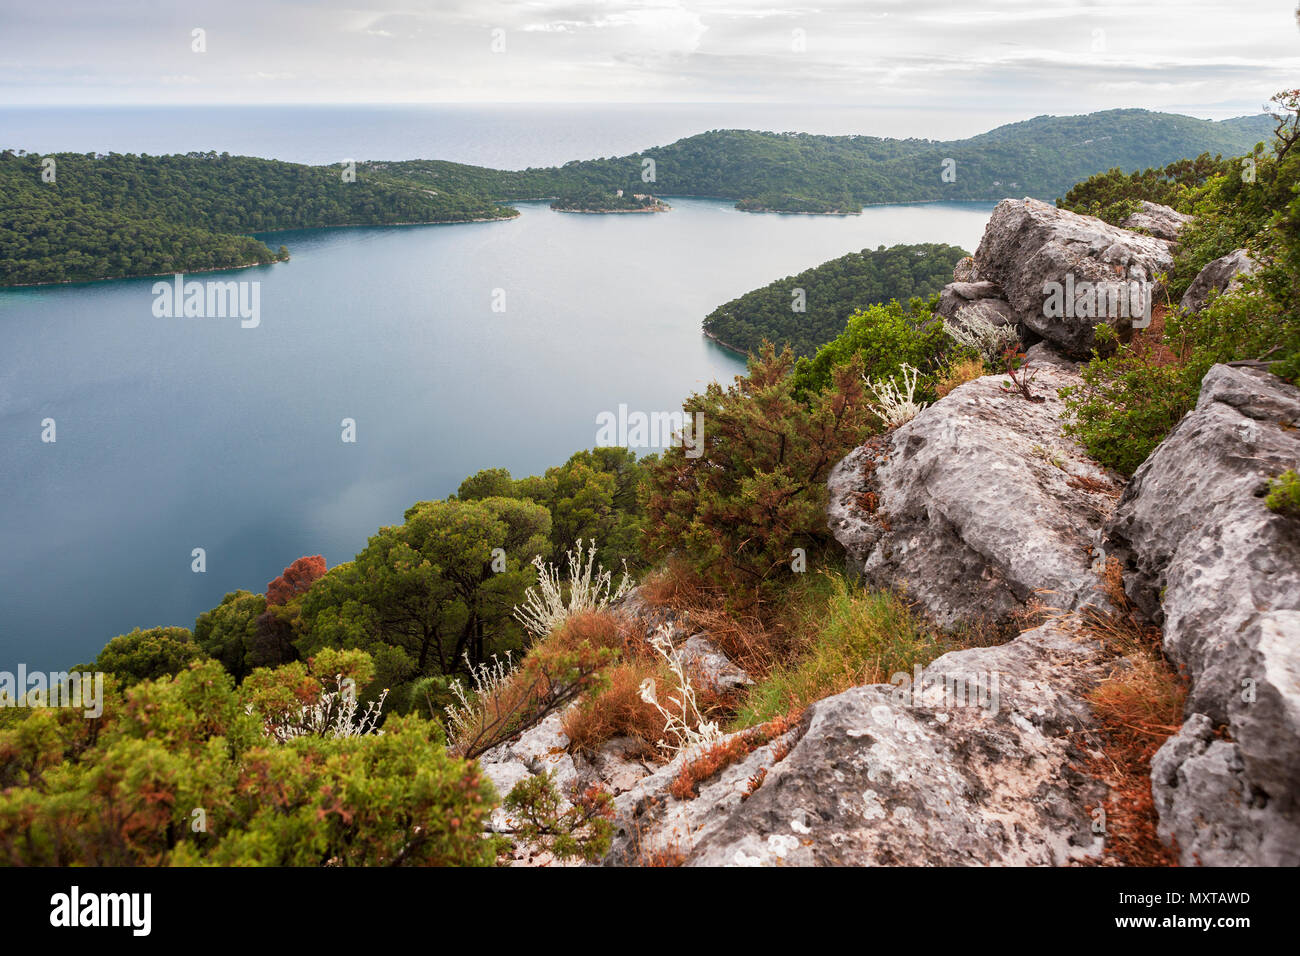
1179 249 1259 314
1105 363 1300 865
1121 201 1193 242
828 356 1123 633
673 634 752 691
935 280 1016 335
975 198 1174 356
603 616 1109 866
952 256 979 282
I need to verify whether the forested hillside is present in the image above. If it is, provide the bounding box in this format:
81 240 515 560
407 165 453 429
2 109 1270 285
0 150 511 285
370 110 1273 213
703 243 969 356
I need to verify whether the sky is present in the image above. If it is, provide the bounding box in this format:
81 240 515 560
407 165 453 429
1 0 1296 118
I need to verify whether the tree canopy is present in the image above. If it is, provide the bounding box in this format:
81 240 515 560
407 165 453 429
703 243 968 358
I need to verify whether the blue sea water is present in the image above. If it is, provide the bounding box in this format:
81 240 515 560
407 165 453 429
0 106 996 669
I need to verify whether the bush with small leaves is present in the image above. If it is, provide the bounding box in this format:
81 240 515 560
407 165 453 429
501 771 615 863
1266 470 1300 519
92 626 208 687
0 657 496 866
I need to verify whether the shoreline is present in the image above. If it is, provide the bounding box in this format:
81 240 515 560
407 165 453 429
2 258 289 289
551 206 668 214
737 197 1008 215
738 207 861 216
1 212 520 289
703 329 750 357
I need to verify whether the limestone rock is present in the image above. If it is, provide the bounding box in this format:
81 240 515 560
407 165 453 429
480 711 579 811
828 354 1123 632
1151 714 1300 866
580 737 658 795
952 255 979 282
602 722 805 865
604 616 1110 866
674 634 752 690
1179 249 1259 314
1106 363 1300 865
935 280 1016 340
1120 201 1193 242
974 198 1174 356
615 587 751 689
936 281 1013 320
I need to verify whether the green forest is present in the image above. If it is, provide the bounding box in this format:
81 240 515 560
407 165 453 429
0 150 511 285
550 189 665 211
1 109 1270 285
369 109 1272 213
702 242 970 357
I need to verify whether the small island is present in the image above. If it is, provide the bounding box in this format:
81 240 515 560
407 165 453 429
550 189 669 213
735 193 862 215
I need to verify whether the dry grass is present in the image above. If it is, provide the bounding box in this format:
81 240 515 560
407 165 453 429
734 575 955 728
626 816 690 867
1078 557 1187 867
1121 302 1187 369
637 843 688 867
447 610 630 757
1068 473 1123 497
559 607 738 757
935 356 988 397
546 609 631 657
635 560 793 680
562 657 670 757
669 712 800 800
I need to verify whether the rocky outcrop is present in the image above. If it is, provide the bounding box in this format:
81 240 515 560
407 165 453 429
672 634 752 691
952 255 979 282
604 615 1110 866
615 588 751 692
935 280 1016 335
1179 249 1259 313
827 353 1123 633
481 589 752 864
1121 201 1193 242
1105 364 1300 866
974 198 1174 356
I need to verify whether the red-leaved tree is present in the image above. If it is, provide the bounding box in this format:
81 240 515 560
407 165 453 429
266 555 327 607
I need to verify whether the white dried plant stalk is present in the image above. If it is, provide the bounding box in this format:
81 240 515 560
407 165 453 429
443 651 516 745
943 311 1018 363
512 539 633 638
263 677 390 742
864 362 929 427
638 624 725 757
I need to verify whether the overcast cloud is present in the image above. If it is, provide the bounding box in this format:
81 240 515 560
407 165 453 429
1 1 1295 117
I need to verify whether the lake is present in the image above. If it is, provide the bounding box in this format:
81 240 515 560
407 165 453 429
0 198 995 669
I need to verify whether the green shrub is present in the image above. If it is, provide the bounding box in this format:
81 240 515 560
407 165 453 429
1057 153 1232 225
0 657 498 866
1061 108 1300 474
92 626 208 687
1266 470 1300 519
734 573 949 728
1062 282 1295 475
791 298 953 398
641 344 874 595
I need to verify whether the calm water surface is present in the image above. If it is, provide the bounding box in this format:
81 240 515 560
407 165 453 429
0 198 994 667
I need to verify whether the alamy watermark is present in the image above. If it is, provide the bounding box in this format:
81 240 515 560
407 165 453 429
890 663 1001 712
0 666 104 718
1042 267 1154 329
152 273 261 328
50 886 150 936
595 405 704 458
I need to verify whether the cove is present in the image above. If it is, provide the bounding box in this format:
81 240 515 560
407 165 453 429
0 198 995 668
